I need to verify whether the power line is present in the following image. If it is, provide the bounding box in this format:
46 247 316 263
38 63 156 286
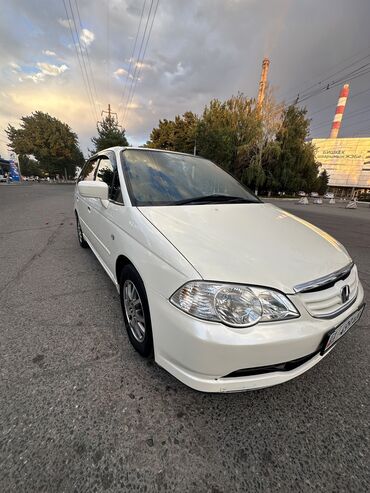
124 0 160 122
62 0 97 125
74 0 101 114
107 0 110 102
279 47 370 109
287 63 370 107
122 0 159 124
118 0 147 124
68 0 99 121
122 0 155 123
310 106 370 133
279 45 370 102
309 86 370 117
295 57 370 102
342 115 370 130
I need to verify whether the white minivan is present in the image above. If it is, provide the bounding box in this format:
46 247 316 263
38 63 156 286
74 147 365 392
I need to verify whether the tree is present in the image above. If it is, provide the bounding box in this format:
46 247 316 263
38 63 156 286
267 105 320 193
240 87 283 192
197 94 261 175
316 169 330 195
18 155 42 177
6 111 84 178
146 95 261 178
145 96 323 196
146 111 198 154
91 115 129 153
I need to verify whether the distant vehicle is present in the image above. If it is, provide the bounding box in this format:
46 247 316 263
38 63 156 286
310 192 319 197
324 192 334 199
0 164 8 182
74 147 365 392
298 191 306 197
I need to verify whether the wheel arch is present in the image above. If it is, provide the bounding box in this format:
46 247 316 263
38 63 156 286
116 255 135 284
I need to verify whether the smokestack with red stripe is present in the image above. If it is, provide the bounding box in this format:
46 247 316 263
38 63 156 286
330 83 350 138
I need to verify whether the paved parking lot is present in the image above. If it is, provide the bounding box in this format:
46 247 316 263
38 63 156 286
1 185 369 492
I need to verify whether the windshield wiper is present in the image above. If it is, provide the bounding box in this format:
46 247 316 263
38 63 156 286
173 194 257 205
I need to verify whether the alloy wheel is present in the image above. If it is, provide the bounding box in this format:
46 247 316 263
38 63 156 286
123 280 146 342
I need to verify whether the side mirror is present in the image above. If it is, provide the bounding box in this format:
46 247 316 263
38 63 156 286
78 181 109 200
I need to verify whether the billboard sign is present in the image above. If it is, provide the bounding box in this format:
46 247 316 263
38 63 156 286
312 138 370 188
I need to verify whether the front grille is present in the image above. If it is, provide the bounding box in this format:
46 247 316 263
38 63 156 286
298 265 359 319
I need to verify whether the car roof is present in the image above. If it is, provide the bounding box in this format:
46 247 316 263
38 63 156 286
92 146 200 159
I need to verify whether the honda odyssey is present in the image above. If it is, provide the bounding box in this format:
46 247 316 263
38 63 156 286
74 147 365 392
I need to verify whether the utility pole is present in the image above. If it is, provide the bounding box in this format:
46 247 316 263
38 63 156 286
101 104 118 122
98 104 123 131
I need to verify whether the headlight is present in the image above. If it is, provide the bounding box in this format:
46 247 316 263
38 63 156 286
170 282 299 328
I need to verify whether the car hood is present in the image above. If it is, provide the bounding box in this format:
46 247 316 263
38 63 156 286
139 203 351 293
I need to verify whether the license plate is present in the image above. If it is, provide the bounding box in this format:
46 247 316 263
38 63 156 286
321 304 365 355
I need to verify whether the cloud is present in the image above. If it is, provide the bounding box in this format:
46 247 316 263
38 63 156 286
42 50 57 57
135 61 152 70
25 73 45 83
113 67 134 79
80 28 95 47
36 62 69 76
127 101 141 109
24 63 69 83
114 67 128 78
9 62 21 72
58 18 71 28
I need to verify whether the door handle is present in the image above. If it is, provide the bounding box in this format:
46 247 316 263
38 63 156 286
87 206 91 212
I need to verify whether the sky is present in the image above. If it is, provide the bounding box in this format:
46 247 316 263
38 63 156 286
1 0 370 159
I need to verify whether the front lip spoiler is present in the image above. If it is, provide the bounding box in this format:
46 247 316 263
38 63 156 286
223 349 320 378
293 261 354 293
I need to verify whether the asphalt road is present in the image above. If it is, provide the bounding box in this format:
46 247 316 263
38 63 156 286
1 185 369 492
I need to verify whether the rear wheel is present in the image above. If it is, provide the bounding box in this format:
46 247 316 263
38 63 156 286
76 214 89 248
120 265 153 357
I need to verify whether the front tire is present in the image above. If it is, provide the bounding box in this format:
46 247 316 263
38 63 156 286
120 265 153 357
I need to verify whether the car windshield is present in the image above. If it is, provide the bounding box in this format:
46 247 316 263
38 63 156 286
121 149 260 206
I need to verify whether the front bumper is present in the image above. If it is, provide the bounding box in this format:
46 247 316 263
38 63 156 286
148 282 364 392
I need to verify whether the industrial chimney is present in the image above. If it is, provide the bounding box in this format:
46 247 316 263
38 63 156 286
257 58 270 108
329 84 350 138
